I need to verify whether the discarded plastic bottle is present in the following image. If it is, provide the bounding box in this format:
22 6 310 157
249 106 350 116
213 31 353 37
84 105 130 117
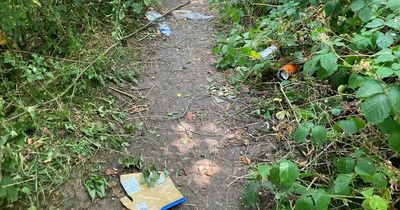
145 11 172 36
259 45 277 58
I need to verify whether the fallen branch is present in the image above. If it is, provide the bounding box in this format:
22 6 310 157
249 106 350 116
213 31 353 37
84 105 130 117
108 86 138 100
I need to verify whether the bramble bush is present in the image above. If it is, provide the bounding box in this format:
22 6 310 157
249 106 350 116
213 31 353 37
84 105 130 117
210 0 400 209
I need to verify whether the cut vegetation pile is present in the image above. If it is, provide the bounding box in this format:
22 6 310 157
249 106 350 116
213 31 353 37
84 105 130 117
0 0 159 208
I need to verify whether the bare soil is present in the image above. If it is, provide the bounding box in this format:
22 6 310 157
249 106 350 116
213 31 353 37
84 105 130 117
57 0 277 209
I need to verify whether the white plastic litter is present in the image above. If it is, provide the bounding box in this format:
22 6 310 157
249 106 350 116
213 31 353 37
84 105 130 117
259 45 277 58
145 11 172 36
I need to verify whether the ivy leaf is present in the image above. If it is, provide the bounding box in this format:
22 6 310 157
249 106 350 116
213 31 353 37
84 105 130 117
279 159 298 187
243 180 260 207
311 126 328 146
311 189 331 210
295 195 314 210
355 157 376 176
320 52 338 76
388 132 400 153
376 32 394 49
361 94 391 124
331 174 353 195
365 18 385 28
350 0 366 11
376 67 394 78
336 157 355 174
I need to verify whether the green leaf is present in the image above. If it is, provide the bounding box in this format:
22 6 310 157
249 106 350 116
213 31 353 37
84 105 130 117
377 118 400 134
311 189 331 210
293 126 310 143
385 18 400 30
376 32 394 49
311 126 328 146
376 67 394 78
365 18 385 28
325 1 339 16
257 164 270 180
356 80 384 98
361 188 374 197
21 186 31 194
372 173 388 188
279 159 299 187
358 6 372 22
387 0 400 11
388 86 400 111
320 52 338 76
361 94 391 124
335 120 358 134
375 49 396 63
331 174 353 195
336 157 355 174
355 157 376 176
295 195 314 210
351 0 366 11
388 132 400 153
243 181 260 207
304 56 320 75
362 195 388 210
348 73 368 89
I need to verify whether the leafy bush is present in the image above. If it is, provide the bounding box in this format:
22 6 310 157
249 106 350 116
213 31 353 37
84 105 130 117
211 0 400 209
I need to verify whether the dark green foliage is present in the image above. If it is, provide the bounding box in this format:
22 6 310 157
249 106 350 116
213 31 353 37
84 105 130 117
211 0 399 209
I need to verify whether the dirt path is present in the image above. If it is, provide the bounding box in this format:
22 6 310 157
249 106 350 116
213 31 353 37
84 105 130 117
60 0 276 209
131 1 246 209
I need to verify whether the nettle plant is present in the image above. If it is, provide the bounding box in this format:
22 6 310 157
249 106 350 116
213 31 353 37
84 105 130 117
211 0 400 209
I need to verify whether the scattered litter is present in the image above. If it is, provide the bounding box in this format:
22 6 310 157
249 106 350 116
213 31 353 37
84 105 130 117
277 64 301 80
120 173 186 210
172 10 214 20
259 45 277 58
145 11 172 36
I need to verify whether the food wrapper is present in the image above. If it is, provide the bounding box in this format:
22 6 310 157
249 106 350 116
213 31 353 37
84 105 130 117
120 173 186 210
